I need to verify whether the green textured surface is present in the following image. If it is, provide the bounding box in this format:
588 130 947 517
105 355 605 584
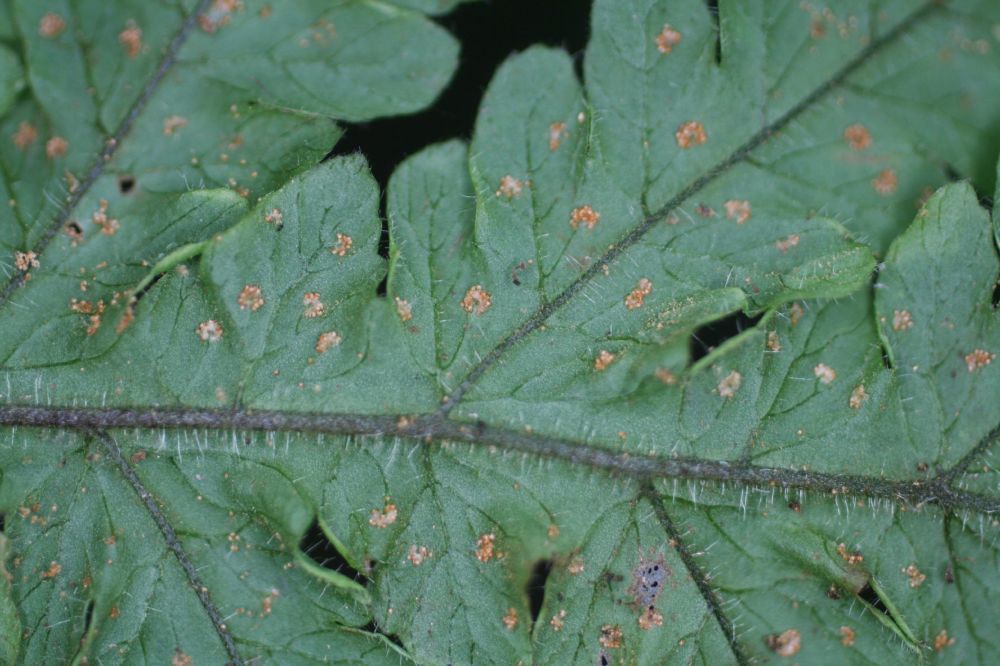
1 1 999 664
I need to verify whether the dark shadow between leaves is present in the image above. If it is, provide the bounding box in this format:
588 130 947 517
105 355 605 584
689 310 763 362
298 517 367 584
527 558 553 625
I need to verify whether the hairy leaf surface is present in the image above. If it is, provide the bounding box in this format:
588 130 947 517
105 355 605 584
1 1 1000 664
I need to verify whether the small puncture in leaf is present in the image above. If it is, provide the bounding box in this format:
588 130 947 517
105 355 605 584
625 278 652 310
843 124 871 150
594 350 615 371
675 121 707 148
724 199 751 224
38 13 66 38
570 205 600 229
461 285 492 314
766 629 801 657
196 320 223 342
119 21 142 58
12 122 37 151
314 331 341 354
46 137 68 159
496 175 524 198
964 349 995 372
368 503 397 528
549 122 568 150
717 370 742 398
872 169 898 195
655 24 682 54
237 284 264 311
303 292 325 318
502 608 518 630
331 233 352 257
813 363 836 384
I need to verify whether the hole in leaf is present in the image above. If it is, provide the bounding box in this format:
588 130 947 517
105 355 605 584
117 174 136 195
527 558 553 624
65 221 83 238
298 517 367 584
376 272 388 297
328 0 589 199
857 582 890 616
689 311 762 362
705 0 722 64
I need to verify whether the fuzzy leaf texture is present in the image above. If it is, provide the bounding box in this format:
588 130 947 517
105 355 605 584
1 1 1000 664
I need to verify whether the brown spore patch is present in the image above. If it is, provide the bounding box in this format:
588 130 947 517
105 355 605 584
624 278 652 310
548 122 568 150
12 122 37 151
119 21 142 58
461 285 492 314
163 115 188 136
368 502 397 528
570 205 600 230
46 137 68 159
598 624 623 648
965 348 995 372
39 13 66 38
724 199 751 224
656 24 682 54
331 232 352 257
594 350 615 371
765 628 801 657
237 284 264 311
199 0 243 33
475 533 497 562
872 168 898 195
196 320 223 342
675 121 707 148
843 124 871 150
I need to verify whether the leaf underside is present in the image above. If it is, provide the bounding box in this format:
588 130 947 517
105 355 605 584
1 1 1000 665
